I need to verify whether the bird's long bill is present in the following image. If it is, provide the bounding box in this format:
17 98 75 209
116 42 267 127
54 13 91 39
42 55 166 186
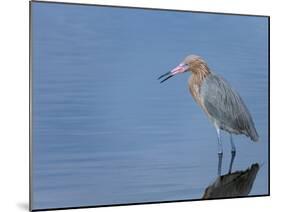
158 63 187 83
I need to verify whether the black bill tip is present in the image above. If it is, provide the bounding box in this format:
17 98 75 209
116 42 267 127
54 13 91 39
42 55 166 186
158 71 171 80
160 75 173 83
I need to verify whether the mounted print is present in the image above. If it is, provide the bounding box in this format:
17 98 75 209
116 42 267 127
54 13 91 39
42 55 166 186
30 1 270 211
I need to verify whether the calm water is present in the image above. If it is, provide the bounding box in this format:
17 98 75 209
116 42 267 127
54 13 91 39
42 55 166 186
31 2 269 210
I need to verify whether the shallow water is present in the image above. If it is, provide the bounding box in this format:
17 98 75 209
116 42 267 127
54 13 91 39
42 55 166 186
31 2 269 210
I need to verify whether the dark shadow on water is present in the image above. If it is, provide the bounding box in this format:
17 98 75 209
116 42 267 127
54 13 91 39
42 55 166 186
16 202 29 211
202 153 260 199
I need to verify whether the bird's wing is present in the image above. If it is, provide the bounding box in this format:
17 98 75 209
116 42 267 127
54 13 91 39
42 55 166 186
200 74 258 141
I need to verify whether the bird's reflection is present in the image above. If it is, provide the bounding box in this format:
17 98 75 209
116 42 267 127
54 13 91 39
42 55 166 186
203 154 260 199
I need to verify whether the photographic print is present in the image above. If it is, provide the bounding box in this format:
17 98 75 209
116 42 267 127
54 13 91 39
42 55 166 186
30 1 269 211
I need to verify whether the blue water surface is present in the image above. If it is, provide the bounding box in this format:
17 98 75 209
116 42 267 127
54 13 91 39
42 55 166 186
32 2 269 210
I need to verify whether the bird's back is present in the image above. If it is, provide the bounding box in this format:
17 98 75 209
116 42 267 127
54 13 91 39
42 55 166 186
200 74 259 141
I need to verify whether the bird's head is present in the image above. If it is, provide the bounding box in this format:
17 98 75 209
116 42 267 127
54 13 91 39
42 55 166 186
158 54 210 83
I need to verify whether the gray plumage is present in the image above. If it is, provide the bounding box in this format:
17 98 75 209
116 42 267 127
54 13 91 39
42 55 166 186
201 74 259 142
158 54 259 154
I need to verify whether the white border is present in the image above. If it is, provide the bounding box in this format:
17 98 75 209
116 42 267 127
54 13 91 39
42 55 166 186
1 0 278 212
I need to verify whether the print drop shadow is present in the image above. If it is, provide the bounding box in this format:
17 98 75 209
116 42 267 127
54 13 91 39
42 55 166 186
202 153 260 199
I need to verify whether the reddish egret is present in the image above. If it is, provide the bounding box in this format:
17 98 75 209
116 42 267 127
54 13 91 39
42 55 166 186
158 55 259 156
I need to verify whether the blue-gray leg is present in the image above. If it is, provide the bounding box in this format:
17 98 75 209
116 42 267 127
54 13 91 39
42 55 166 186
228 134 236 173
216 127 223 176
216 128 223 156
230 134 236 154
217 151 223 176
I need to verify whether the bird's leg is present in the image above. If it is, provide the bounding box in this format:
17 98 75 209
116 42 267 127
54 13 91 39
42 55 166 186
228 149 236 174
230 134 236 154
216 128 223 156
228 134 236 173
217 151 223 176
216 128 223 176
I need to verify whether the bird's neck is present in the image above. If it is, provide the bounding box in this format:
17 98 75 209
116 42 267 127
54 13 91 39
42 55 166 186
191 64 211 78
190 66 211 87
188 67 211 104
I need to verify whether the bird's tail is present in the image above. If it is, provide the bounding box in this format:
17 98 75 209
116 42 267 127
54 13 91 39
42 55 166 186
249 126 259 142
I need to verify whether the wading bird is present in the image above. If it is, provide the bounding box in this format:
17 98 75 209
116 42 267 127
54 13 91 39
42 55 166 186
158 55 259 156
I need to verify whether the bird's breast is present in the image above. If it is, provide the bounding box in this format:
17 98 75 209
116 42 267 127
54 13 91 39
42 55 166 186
188 75 209 114
188 75 204 105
